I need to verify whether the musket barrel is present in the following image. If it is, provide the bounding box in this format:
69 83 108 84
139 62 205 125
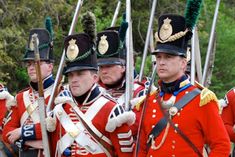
138 0 158 82
47 0 83 112
202 0 220 86
193 29 203 83
125 0 134 111
111 0 121 27
32 34 51 157
190 28 196 84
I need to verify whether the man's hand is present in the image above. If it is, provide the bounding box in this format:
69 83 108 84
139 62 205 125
6 128 21 144
25 140 43 149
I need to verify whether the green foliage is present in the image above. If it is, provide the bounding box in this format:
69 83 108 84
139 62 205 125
0 0 235 99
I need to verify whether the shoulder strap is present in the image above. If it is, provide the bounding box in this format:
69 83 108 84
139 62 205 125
147 88 201 147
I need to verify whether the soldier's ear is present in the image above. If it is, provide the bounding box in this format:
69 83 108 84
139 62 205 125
181 57 188 70
121 65 126 73
92 72 99 83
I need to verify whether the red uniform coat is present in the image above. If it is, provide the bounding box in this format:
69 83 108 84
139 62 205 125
0 99 8 134
221 88 235 142
138 84 230 157
50 85 134 157
2 75 54 147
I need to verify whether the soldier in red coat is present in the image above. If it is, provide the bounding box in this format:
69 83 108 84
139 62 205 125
221 88 235 156
0 83 17 157
2 27 55 157
47 12 135 157
96 27 148 106
96 25 154 138
136 14 230 157
0 83 14 132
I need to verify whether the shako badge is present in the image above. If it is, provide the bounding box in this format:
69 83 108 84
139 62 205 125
159 17 173 41
98 35 109 55
66 39 79 61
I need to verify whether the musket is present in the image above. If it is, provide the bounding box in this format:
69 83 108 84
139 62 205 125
193 28 203 83
204 34 216 87
190 28 196 84
125 0 134 111
110 0 121 27
138 0 158 82
150 29 156 68
32 34 50 157
202 0 220 86
47 0 83 112
134 64 157 157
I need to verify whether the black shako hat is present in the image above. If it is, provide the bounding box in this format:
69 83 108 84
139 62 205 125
23 28 54 62
152 14 191 57
96 29 126 66
63 33 98 75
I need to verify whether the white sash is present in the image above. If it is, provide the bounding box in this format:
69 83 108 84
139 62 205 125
55 96 111 155
20 86 52 125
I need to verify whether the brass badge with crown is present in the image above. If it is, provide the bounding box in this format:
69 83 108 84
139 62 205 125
159 17 173 41
66 39 79 61
98 35 109 55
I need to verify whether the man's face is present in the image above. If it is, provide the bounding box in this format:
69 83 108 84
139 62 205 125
155 53 187 83
98 64 125 85
68 70 98 97
25 61 53 83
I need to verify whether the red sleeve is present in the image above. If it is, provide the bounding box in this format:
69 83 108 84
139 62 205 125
0 99 7 128
109 124 133 157
2 105 21 144
97 100 134 157
221 90 235 142
200 101 231 157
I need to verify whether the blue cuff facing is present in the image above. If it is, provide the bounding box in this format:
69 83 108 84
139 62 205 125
21 124 36 141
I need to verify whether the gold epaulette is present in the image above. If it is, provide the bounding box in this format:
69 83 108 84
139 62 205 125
135 90 157 111
194 82 218 107
200 88 218 106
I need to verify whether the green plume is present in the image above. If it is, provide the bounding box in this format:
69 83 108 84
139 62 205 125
81 11 97 44
45 16 54 40
119 13 128 42
184 0 202 30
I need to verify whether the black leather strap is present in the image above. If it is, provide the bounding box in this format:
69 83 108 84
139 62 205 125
147 88 201 148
